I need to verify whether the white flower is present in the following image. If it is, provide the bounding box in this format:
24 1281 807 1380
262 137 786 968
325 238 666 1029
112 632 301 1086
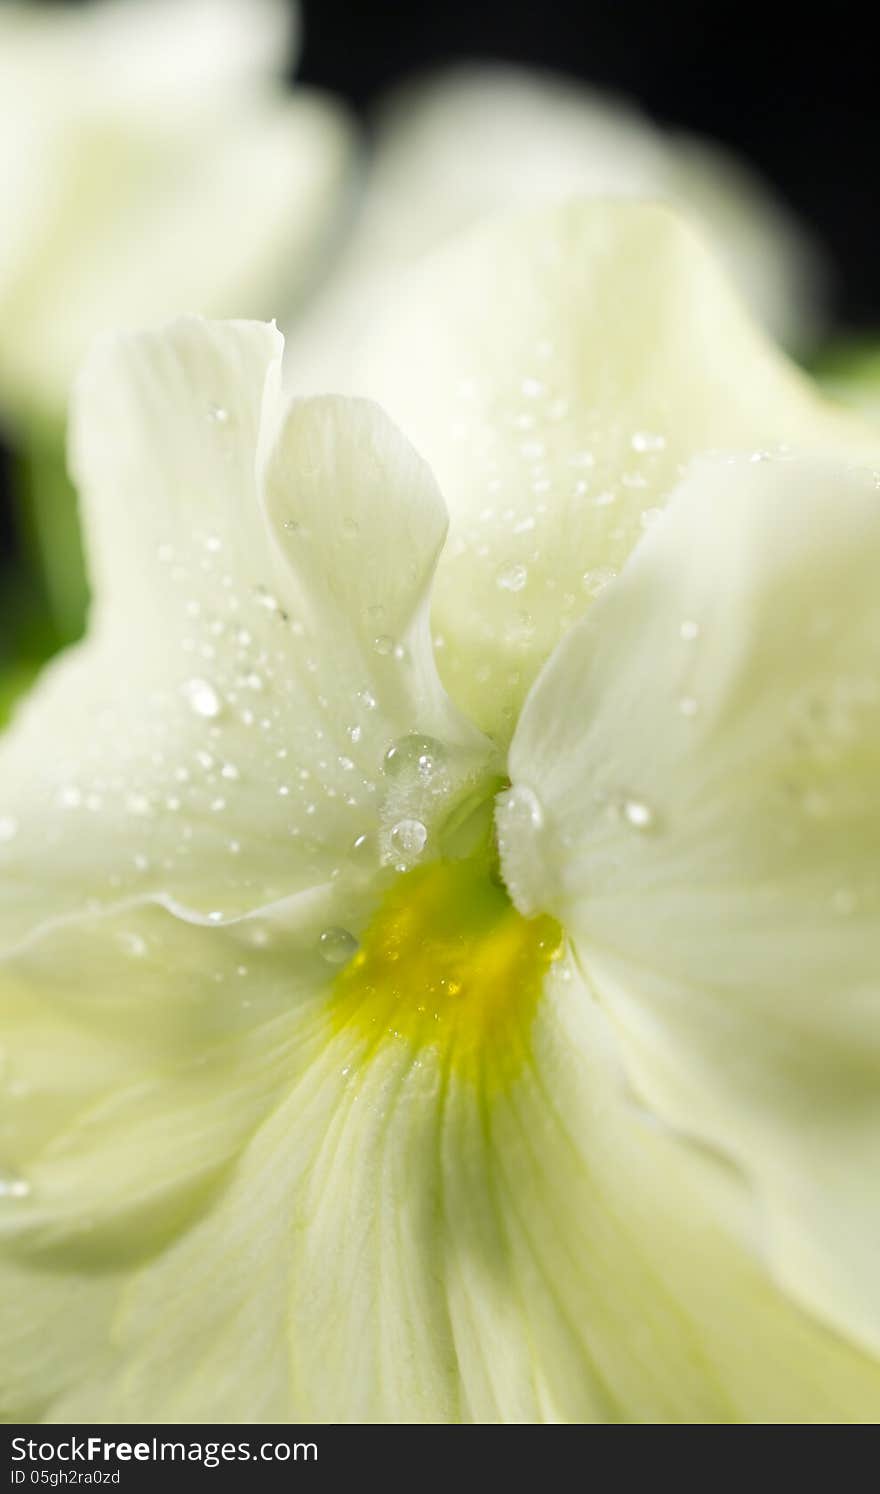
286 64 824 392
1 202 879 1424
0 0 354 425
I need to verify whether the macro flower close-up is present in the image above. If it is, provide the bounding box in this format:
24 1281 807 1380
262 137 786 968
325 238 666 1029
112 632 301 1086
1 0 880 1437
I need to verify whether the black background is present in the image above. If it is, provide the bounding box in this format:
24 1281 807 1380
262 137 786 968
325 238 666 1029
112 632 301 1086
1 0 878 577
298 0 879 327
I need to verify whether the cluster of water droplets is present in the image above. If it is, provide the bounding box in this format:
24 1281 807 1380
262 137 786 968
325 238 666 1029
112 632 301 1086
433 335 689 727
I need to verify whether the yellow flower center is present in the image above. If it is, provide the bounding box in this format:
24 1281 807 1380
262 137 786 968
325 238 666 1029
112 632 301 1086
332 856 564 1085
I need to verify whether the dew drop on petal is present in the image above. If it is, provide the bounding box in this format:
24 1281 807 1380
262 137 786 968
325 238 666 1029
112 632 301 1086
0 816 18 843
390 818 428 857
184 678 222 719
582 567 617 597
382 735 446 780
680 619 701 642
496 562 528 593
500 783 544 832
622 798 657 832
319 927 360 965
631 430 667 453
125 792 152 817
0 1169 30 1200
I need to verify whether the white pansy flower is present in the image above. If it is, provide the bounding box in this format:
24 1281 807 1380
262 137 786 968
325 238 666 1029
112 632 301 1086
0 0 354 425
2 203 880 1424
286 64 823 391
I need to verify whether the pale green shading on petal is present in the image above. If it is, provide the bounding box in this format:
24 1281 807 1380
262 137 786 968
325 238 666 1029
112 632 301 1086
0 318 495 952
0 0 352 425
501 451 880 1359
0 893 347 1422
815 339 880 426
348 202 878 742
286 64 822 386
33 944 880 1424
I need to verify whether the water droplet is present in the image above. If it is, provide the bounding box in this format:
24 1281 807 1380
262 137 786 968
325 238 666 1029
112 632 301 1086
678 696 699 717
125 791 152 816
680 619 701 641
390 818 428 857
496 562 528 593
0 1169 30 1200
221 762 240 781
184 678 221 719
500 783 544 832
0 816 18 843
319 927 359 965
582 567 617 597
631 430 666 453
373 635 395 656
382 735 446 780
208 403 230 426
118 931 148 958
622 798 657 832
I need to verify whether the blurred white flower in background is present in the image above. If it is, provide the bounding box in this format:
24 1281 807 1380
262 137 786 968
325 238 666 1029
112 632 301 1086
285 65 824 389
0 0 354 426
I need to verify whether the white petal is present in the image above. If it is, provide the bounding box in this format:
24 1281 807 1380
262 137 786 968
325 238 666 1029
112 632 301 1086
44 952 880 1423
0 319 494 951
0 890 343 1421
502 451 880 1355
345 202 876 740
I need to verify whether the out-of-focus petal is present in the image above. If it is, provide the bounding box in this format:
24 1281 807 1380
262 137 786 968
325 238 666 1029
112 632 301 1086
501 451 880 1357
345 202 877 740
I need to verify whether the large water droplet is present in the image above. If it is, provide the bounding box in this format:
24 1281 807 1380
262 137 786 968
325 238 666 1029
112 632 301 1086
319 927 359 965
382 735 446 781
390 818 428 858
